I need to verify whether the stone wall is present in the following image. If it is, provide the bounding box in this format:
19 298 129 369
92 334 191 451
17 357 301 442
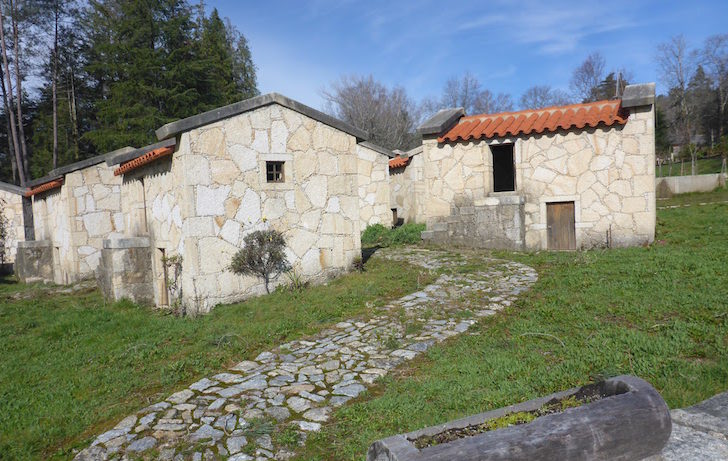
97 237 155 306
31 162 124 283
357 144 391 229
390 148 425 224
656 173 726 198
112 103 367 313
32 188 69 283
65 164 124 276
421 195 526 250
0 187 24 263
15 240 53 283
420 103 656 250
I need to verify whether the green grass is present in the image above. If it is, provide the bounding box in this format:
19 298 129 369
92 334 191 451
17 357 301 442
361 223 426 247
0 257 432 460
657 156 725 177
295 189 728 461
657 187 728 207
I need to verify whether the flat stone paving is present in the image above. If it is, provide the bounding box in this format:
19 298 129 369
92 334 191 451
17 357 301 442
661 392 728 460
74 248 538 460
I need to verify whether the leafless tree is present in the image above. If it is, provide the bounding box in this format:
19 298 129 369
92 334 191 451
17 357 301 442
570 52 606 102
422 72 513 118
519 85 573 110
657 35 699 174
701 34 728 138
322 75 419 151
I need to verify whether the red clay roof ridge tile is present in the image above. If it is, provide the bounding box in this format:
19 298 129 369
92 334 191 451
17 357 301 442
438 99 628 143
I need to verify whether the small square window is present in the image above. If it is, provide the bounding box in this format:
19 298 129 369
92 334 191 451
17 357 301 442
266 161 285 183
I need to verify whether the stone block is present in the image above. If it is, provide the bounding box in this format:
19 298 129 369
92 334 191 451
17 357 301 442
96 240 154 306
15 240 54 283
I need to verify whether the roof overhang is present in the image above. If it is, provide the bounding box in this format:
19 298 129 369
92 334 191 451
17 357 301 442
155 92 368 142
25 178 63 197
621 83 656 108
0 181 26 195
417 108 465 137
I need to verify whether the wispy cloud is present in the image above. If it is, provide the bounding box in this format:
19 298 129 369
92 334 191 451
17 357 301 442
455 14 507 31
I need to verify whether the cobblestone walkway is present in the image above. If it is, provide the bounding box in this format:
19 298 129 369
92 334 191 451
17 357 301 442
74 248 537 461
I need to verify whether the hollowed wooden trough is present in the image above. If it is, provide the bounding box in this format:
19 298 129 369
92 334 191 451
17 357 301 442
367 375 671 461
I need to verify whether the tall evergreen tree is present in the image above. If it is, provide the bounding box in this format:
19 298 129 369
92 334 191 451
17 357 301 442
81 0 258 153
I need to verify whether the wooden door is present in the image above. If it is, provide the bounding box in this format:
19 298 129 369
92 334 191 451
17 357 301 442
547 202 576 250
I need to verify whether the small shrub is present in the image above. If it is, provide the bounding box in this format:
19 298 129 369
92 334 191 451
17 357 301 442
390 223 426 245
361 224 390 246
229 229 291 293
284 269 308 292
361 222 425 248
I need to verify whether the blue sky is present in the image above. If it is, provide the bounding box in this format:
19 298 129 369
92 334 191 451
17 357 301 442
214 0 727 110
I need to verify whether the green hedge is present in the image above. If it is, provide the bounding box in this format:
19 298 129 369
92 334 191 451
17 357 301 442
361 223 425 247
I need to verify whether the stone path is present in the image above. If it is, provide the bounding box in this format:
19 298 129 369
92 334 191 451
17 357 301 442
74 248 538 460
662 392 728 460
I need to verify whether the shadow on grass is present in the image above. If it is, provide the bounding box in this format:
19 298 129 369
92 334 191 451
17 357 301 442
0 273 18 285
362 246 381 264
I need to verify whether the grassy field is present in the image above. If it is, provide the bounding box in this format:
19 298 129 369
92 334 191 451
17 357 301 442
295 189 728 461
657 156 725 177
3 189 728 460
0 258 432 460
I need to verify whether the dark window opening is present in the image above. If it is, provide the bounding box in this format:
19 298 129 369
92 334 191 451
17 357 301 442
492 144 515 192
266 161 285 183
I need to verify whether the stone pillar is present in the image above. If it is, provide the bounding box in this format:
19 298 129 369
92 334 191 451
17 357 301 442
96 237 154 306
15 240 53 283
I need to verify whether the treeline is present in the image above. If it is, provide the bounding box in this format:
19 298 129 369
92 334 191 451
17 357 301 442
0 0 258 185
324 36 728 162
656 34 728 173
323 52 635 152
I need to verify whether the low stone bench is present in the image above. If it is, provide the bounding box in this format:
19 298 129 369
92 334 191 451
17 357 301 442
368 375 671 461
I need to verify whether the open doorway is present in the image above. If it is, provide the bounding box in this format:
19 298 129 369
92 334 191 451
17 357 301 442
156 248 169 307
492 144 515 192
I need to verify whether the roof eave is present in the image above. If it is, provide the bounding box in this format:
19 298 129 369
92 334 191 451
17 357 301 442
359 141 395 157
155 92 369 142
106 138 177 166
0 181 26 195
621 83 656 108
417 108 465 137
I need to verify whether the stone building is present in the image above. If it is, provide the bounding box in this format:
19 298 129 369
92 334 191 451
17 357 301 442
15 147 134 284
403 83 656 250
86 93 391 312
389 146 424 225
0 182 25 266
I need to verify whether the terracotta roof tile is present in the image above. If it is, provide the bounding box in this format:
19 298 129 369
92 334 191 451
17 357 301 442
438 99 628 143
25 179 63 197
389 154 411 169
114 146 175 176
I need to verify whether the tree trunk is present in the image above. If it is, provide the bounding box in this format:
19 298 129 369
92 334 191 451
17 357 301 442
69 72 80 160
52 1 59 169
11 0 29 179
0 2 25 186
0 65 16 182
